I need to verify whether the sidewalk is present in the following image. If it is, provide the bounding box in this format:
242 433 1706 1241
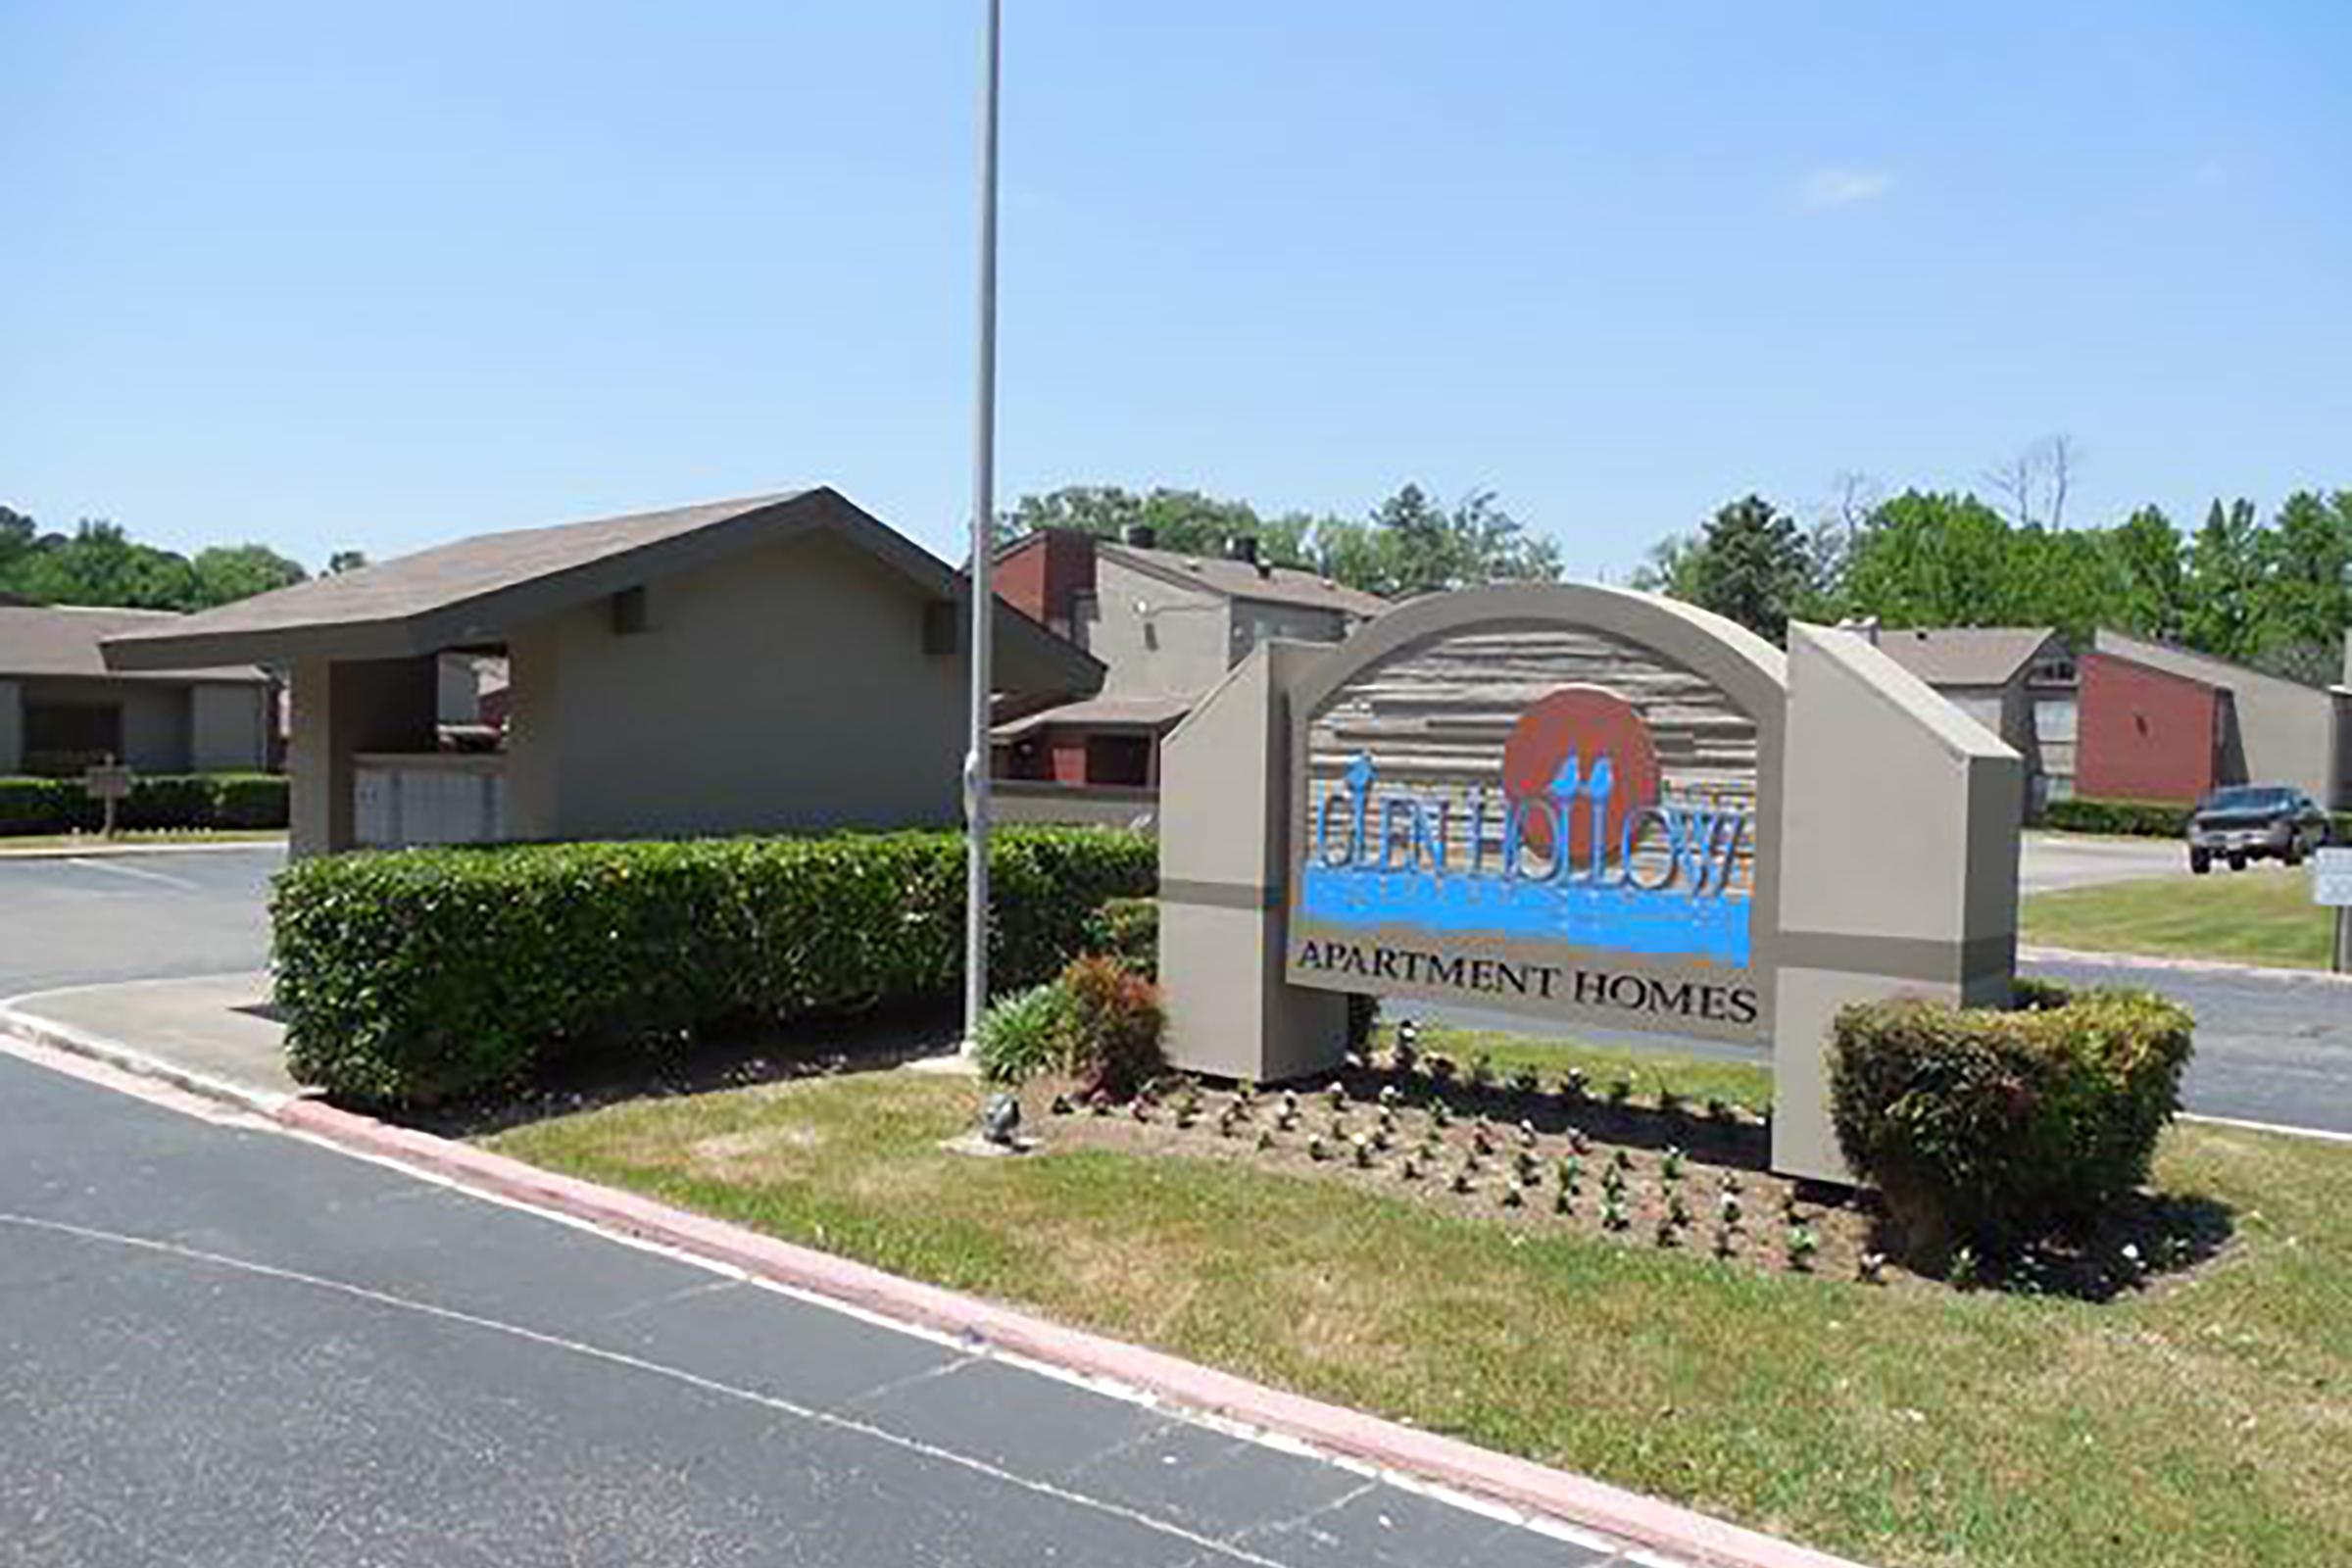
0 970 296 1104
0 971 1866 1568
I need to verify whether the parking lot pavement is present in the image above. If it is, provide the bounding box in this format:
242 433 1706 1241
2016 831 2191 894
0 845 280 997
0 1049 1652 1568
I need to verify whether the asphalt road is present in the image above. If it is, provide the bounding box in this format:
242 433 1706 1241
0 1050 1624 1567
0 846 282 997
2 841 2343 1135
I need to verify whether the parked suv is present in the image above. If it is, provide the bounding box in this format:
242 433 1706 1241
2186 784 2333 873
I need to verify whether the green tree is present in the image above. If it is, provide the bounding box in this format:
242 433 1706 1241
1677 496 1817 642
2104 505 2188 640
325 549 370 574
1349 484 1560 597
1841 491 2027 627
2180 498 2267 662
190 544 308 609
2250 490 2352 682
1001 485 1283 560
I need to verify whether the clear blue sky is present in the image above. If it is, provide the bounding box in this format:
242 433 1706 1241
4 3 2346 578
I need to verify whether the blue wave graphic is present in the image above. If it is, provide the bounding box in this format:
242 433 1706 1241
1299 864 1750 966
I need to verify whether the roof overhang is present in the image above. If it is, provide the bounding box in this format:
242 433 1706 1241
100 488 1102 696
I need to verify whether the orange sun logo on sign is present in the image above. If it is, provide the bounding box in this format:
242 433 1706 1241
1497 685 1661 864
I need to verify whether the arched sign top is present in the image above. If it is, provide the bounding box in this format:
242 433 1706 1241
1289 581 1788 729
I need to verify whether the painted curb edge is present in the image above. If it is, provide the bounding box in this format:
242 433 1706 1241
270 1099 1867 1568
3 1015 1868 1568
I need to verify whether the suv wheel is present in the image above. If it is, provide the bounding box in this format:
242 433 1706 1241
2190 848 2212 874
2229 851 2249 871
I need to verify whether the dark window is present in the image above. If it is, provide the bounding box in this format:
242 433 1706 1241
1084 733 1152 787
23 701 123 776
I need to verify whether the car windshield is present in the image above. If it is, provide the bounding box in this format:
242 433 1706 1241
2201 786 2291 812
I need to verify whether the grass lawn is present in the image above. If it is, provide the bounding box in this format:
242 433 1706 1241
0 828 286 853
489 1039 2352 1568
1405 1027 1773 1115
2023 866 2335 969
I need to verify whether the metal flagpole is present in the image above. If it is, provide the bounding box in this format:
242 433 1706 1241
961 0 1003 1054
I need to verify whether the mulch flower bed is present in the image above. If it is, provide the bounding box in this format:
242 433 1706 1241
1029 1042 2228 1300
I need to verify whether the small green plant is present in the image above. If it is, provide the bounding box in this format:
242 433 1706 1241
1215 1106 1238 1138
1509 1065 1541 1097
1450 1166 1475 1196
1657 1082 1686 1116
1605 1075 1633 1106
1552 1187 1574 1216
1786 1224 1821 1272
1306 1134 1328 1163
1567 1128 1592 1156
1660 1147 1686 1183
1469 1054 1497 1092
1471 1116 1494 1156
1556 1068 1589 1102
1500 1183 1524 1209
1947 1246 1984 1291
1049 1093 1074 1116
1431 1101 1452 1130
1712 1223 1738 1259
1398 1155 1421 1181
1278 1090 1299 1130
1609 1147 1634 1173
1706 1097 1738 1125
1653 1214 1679 1248
1377 1083 1400 1109
1516 1118 1539 1148
1718 1191 1743 1227
1350 1134 1375 1169
1428 1054 1457 1087
1512 1149 1539 1185
1556 1155 1584 1191
1667 1191 1692 1228
1600 1164 1626 1200
974 982 1075 1086
1602 1195 1631 1232
1858 1250 1888 1285
1326 1080 1348 1111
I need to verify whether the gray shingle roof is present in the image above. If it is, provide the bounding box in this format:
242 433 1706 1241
101 488 1103 697
1868 626 2061 689
0 605 269 683
1105 543 1390 617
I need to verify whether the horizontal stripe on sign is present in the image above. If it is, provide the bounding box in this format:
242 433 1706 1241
1158 878 1283 912
1776 929 2015 986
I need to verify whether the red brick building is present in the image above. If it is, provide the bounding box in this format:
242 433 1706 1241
2075 649 2226 804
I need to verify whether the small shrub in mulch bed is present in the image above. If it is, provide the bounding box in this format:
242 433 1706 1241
1027 1043 2226 1300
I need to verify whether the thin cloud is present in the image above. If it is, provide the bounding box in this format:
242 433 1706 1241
1797 168 1894 211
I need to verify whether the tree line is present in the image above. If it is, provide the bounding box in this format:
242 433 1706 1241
1637 483 2352 684
0 506 364 612
1002 482 1561 599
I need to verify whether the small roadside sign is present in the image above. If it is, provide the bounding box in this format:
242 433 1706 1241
2318 848 2352 975
2317 848 2352 908
81 763 133 804
81 760 133 839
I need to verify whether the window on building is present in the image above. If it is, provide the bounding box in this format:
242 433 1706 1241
2034 697 2078 744
23 700 123 776
1084 733 1152 787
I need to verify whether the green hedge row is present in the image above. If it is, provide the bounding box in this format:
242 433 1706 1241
1829 978 2193 1254
271 827 1157 1104
0 772 288 836
2044 795 2352 843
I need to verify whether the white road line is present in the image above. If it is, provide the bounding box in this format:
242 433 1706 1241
0 1212 1300 1568
61 857 202 892
2180 1112 2352 1146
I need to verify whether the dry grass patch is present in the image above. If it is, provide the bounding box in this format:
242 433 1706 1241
489 1064 2352 1568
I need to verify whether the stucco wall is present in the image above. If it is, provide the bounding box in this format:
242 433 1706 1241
2077 651 2219 804
15 677 192 771
191 683 271 771
504 529 968 841
1088 556 1232 698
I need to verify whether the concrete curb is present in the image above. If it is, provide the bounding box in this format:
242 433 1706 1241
0 1014 1865 1568
274 1098 1866 1568
0 837 286 861
2021 943 2352 987
0 1004 292 1114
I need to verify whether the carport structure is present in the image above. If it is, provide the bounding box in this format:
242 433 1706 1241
101 489 1101 856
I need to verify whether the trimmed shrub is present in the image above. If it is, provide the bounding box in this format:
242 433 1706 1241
1059 955 1164 1100
0 772 288 836
1829 982 2192 1253
2040 798 2192 838
975 982 1074 1086
1082 896 1158 978
271 826 1155 1104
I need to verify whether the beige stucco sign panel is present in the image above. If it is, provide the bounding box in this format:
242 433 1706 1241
1285 600 1785 1045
